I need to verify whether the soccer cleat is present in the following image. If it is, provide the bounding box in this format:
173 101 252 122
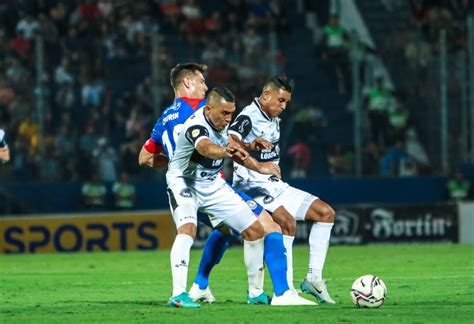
189 283 216 303
167 292 201 308
246 292 272 305
300 278 336 304
270 290 317 306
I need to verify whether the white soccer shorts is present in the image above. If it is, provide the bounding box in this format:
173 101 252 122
166 177 258 232
253 185 318 221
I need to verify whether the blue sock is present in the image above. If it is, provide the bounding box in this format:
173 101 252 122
264 232 289 297
194 229 232 289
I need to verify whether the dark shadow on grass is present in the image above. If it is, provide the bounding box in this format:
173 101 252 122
74 300 247 308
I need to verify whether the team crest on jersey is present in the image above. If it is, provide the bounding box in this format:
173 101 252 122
180 188 192 198
263 195 274 204
246 200 258 210
192 129 200 137
268 175 279 182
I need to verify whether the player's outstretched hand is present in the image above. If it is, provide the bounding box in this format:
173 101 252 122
257 162 281 178
225 144 249 161
250 138 273 151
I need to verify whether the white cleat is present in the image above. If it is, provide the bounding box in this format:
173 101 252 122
188 283 216 303
300 278 336 304
270 290 317 306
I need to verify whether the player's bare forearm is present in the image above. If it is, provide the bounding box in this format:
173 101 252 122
196 138 229 160
230 134 272 151
138 146 167 169
233 155 281 178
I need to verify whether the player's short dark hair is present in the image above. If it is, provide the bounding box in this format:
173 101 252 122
170 63 207 89
265 73 295 93
207 86 235 104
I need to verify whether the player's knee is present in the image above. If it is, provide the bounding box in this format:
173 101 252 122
177 223 197 240
218 225 233 235
309 202 335 223
241 221 265 241
264 221 281 234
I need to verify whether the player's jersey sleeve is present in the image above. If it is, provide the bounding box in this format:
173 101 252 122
228 115 252 140
185 125 210 147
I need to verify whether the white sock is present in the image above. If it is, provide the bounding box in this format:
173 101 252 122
307 222 333 281
283 235 295 290
244 238 264 298
170 234 194 296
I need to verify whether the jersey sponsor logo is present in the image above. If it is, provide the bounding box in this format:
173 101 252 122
179 188 192 198
246 200 258 210
191 150 224 170
263 195 274 204
251 144 280 162
162 112 179 124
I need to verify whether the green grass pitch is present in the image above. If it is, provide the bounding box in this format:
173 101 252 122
1 244 473 323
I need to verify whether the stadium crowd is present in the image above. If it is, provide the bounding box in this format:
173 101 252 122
0 0 472 188
0 0 290 184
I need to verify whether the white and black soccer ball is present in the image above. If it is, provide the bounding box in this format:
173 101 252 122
350 275 387 308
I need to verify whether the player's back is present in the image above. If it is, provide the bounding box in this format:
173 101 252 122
150 97 206 158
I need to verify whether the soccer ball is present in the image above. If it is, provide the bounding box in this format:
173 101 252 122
350 275 387 308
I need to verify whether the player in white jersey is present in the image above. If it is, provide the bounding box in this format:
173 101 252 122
166 86 315 308
229 74 337 304
0 129 10 163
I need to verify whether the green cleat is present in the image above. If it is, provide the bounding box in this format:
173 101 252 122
167 292 201 308
246 292 272 305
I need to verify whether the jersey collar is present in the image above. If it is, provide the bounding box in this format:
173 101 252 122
253 98 271 121
180 97 204 111
203 109 219 132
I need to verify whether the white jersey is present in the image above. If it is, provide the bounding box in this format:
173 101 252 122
229 98 288 198
166 108 228 185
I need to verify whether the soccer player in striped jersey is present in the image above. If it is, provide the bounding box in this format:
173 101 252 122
229 74 337 304
165 86 314 307
139 64 314 306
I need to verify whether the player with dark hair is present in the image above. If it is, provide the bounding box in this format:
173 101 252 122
227 74 337 304
165 86 314 307
139 63 208 166
0 129 10 163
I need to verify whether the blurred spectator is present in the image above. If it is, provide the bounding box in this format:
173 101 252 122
388 97 410 141
364 77 393 147
447 170 471 200
112 172 136 210
320 14 350 94
287 141 311 179
81 173 107 210
362 141 381 176
327 144 352 176
380 138 411 177
93 137 118 182
54 57 74 85
16 13 39 40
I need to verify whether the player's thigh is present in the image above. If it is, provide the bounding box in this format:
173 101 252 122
166 184 198 229
279 186 318 221
201 184 259 234
256 209 281 234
